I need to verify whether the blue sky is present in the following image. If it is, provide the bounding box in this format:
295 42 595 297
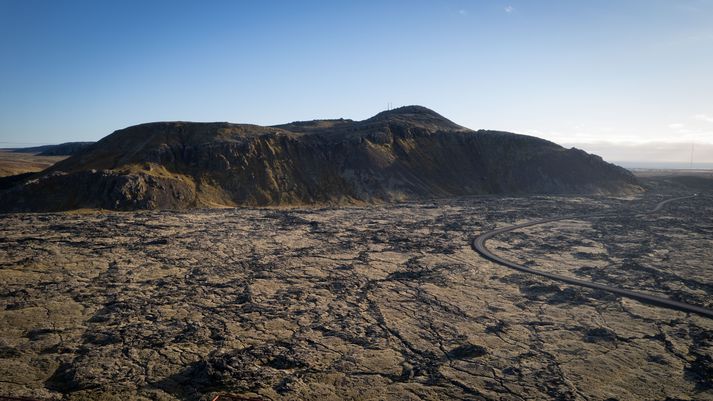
1 0 712 163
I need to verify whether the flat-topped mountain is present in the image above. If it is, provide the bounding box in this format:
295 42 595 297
0 106 641 211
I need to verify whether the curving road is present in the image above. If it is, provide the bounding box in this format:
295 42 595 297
472 194 713 319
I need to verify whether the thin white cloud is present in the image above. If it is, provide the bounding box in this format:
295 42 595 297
559 141 713 164
649 32 713 49
668 122 693 134
694 113 713 123
540 126 713 146
458 9 467 16
504 5 514 13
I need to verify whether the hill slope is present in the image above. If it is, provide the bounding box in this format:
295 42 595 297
0 106 641 211
9 141 95 156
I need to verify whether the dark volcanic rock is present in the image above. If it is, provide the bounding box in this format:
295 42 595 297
0 170 194 211
446 343 488 359
1 192 711 400
0 106 641 211
583 327 618 343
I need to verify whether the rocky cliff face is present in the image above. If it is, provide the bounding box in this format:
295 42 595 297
0 106 642 211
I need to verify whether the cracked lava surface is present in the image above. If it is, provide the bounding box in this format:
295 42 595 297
1 193 712 400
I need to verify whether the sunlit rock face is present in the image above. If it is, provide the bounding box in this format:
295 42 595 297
0 106 641 211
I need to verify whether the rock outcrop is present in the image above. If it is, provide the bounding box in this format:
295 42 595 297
0 106 641 211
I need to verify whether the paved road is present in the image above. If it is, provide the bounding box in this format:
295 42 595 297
472 194 713 319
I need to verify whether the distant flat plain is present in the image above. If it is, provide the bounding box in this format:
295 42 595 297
0 150 66 177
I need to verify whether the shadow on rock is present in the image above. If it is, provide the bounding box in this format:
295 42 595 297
156 343 308 401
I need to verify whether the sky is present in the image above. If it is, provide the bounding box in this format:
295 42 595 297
1 0 712 164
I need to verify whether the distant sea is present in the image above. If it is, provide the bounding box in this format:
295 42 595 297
613 161 713 170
